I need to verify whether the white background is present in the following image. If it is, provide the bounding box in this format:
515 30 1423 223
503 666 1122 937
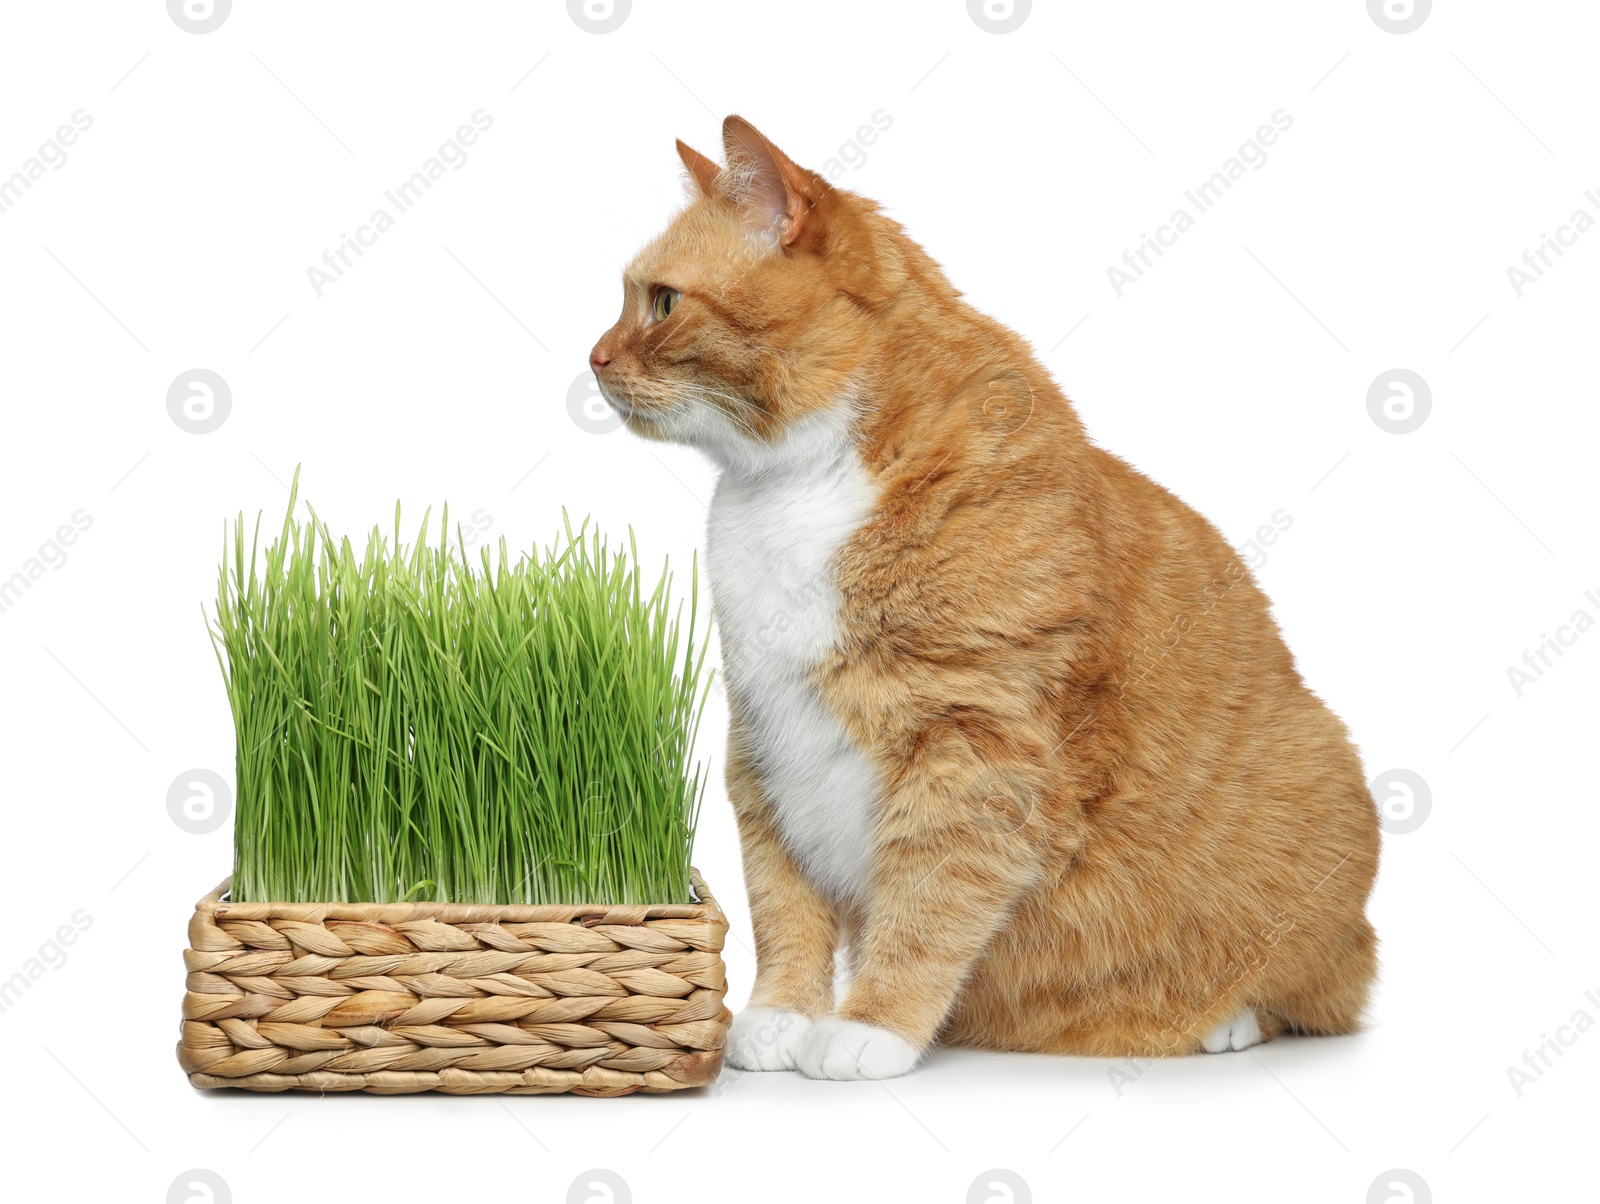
0 2 1594 1201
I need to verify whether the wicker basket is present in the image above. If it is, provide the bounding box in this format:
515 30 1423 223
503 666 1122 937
178 870 729 1096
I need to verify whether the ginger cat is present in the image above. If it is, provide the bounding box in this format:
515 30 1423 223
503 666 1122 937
589 118 1380 1080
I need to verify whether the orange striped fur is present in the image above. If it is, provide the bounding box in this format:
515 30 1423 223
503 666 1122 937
590 118 1379 1076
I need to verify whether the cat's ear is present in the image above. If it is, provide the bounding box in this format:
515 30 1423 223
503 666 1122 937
676 139 721 195
721 116 819 248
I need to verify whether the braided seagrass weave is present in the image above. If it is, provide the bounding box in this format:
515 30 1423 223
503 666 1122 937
179 870 729 1096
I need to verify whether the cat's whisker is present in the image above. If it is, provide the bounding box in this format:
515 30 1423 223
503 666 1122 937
655 382 763 440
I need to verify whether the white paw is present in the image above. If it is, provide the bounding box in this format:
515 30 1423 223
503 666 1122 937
794 1016 921 1080
725 1006 813 1071
1201 1007 1263 1053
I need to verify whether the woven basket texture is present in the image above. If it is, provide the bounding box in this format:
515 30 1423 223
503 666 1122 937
178 870 729 1096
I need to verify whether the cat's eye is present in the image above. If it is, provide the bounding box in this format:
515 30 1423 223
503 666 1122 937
653 287 682 322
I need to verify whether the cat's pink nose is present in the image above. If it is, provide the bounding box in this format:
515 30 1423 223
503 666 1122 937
589 345 612 373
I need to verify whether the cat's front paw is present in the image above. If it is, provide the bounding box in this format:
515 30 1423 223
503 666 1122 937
725 1006 813 1071
794 1016 921 1080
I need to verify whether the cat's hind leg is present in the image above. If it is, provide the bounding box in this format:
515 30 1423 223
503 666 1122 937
1260 916 1378 1038
1199 1007 1263 1053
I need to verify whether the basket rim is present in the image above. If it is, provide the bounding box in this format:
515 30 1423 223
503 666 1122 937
200 866 724 926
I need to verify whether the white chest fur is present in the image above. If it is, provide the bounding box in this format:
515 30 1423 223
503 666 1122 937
706 412 880 903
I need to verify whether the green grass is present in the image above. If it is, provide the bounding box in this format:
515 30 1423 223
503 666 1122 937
210 468 710 906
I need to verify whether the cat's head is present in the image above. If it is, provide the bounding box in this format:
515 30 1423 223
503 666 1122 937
589 117 903 466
